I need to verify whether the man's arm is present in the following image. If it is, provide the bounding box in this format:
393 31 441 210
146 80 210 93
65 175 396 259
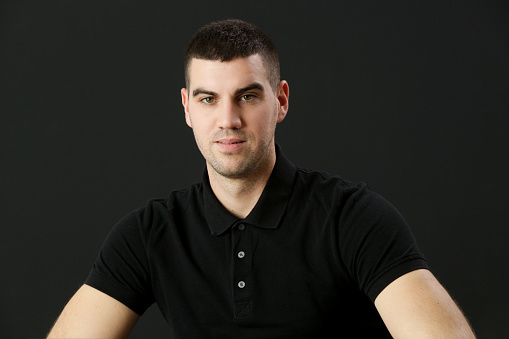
47 284 139 339
375 269 475 338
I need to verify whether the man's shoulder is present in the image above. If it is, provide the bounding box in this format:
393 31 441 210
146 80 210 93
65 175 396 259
120 181 204 226
144 181 204 211
291 166 385 210
294 166 362 192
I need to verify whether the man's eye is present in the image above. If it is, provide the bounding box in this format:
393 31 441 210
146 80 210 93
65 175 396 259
201 97 215 104
241 94 255 101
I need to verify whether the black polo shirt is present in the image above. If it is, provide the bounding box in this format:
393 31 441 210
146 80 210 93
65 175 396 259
85 145 428 338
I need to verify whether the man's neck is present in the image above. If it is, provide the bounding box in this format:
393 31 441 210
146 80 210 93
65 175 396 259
207 154 276 219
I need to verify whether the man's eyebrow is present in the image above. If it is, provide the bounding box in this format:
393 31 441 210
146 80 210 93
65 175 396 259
192 88 218 97
192 83 265 98
235 83 264 96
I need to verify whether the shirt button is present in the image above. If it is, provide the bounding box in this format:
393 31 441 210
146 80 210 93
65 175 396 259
238 251 245 258
238 281 246 288
238 223 245 231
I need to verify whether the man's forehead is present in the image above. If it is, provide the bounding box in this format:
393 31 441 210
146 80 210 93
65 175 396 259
187 55 270 90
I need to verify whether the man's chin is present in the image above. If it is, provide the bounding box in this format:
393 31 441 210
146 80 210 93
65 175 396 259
206 158 254 179
211 166 250 179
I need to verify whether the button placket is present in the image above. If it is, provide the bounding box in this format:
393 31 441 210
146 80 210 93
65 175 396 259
232 222 252 318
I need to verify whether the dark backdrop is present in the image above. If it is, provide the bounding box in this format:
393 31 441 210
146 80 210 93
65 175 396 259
1 1 508 338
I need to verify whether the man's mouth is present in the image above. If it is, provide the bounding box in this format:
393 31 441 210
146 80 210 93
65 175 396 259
216 139 245 144
215 139 246 151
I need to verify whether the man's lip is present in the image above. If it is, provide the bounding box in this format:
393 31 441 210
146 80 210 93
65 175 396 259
215 138 245 144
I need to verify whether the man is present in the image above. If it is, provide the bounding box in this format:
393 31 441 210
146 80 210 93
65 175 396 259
48 19 475 338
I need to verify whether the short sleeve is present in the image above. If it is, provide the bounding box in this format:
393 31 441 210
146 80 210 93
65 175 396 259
338 183 428 302
85 209 155 315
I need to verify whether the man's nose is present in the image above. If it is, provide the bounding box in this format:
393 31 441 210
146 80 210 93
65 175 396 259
217 100 241 129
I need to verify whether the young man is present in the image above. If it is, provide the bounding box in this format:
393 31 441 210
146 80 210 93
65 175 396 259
48 19 475 338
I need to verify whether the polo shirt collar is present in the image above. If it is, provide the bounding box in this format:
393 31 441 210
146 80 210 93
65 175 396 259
203 144 296 235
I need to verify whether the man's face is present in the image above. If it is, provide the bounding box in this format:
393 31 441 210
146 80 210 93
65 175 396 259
181 54 289 180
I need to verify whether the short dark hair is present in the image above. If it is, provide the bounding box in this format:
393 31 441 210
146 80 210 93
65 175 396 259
184 19 280 89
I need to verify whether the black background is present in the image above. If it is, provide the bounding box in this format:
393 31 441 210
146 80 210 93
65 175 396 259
1 1 508 338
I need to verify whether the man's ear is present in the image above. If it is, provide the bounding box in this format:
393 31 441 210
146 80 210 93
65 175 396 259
276 80 289 123
181 88 192 127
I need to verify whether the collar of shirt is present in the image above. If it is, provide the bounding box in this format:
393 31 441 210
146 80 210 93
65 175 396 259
202 144 297 235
